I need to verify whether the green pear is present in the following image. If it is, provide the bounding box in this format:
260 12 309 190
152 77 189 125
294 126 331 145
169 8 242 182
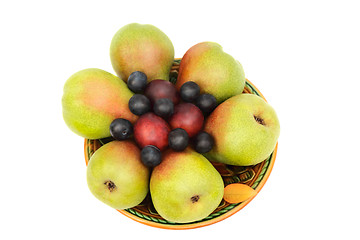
204 94 280 166
150 148 224 223
62 68 137 139
87 140 150 209
176 42 245 102
110 23 174 82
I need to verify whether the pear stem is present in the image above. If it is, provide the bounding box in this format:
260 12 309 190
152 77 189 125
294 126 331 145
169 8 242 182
254 115 265 126
191 195 200 203
104 180 117 192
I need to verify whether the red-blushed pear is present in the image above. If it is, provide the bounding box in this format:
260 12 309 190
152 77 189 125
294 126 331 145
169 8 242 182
204 94 280 166
87 141 150 210
62 68 137 139
150 148 224 223
176 42 245 103
110 23 174 82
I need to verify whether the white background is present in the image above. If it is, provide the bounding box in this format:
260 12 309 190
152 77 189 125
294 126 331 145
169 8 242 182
1 0 359 239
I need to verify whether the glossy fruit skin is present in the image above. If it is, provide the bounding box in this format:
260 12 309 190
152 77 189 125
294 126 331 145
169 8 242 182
168 128 189 151
169 103 204 137
204 94 280 166
109 118 133 140
150 148 224 223
128 94 151 116
110 23 174 82
153 98 174 119
144 79 180 105
62 68 137 139
87 141 149 210
193 131 214 153
176 42 245 103
180 81 200 102
141 145 162 167
195 93 217 115
127 71 147 93
134 113 171 151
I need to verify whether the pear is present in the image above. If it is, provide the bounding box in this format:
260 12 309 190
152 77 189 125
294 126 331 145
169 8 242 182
62 68 137 139
204 94 280 166
150 148 224 223
176 42 245 102
110 23 174 82
87 141 150 209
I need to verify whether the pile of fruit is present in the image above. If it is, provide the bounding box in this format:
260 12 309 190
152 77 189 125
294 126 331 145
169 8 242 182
62 23 280 224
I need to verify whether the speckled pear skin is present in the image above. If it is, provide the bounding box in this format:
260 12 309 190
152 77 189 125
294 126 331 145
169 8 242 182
204 94 280 166
176 42 245 103
87 141 150 210
110 23 174 82
150 148 224 223
62 68 137 139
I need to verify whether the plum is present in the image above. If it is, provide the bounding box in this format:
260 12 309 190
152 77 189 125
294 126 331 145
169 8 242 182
144 80 180 105
134 112 171 151
169 103 204 137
